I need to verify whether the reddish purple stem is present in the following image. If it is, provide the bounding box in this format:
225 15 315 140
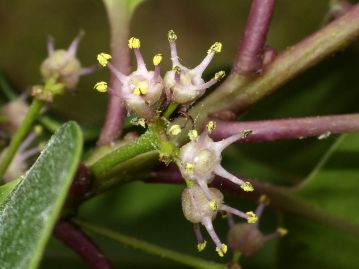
54 220 112 269
233 0 276 74
211 114 359 143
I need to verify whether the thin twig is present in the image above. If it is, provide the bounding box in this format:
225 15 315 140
233 0 276 74
97 0 131 145
211 114 359 143
54 220 112 269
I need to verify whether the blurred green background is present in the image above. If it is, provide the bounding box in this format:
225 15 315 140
1 0 359 268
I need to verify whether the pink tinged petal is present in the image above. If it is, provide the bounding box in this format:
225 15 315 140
255 202 265 220
169 40 182 68
18 132 37 153
192 52 215 76
68 32 83 57
195 78 217 91
202 217 223 250
47 36 55 55
108 62 126 83
214 165 245 186
220 205 249 220
133 48 147 72
79 66 97 76
214 133 244 152
19 147 41 162
263 231 280 242
154 65 161 79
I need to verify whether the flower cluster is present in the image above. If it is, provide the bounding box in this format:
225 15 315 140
178 122 256 256
94 30 225 120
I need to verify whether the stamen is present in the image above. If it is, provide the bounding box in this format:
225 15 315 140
168 125 182 136
193 224 207 252
207 121 216 133
153 53 162 66
168 30 181 67
107 62 126 82
192 42 222 75
128 37 141 49
214 165 246 187
188 130 198 140
97 53 112 67
153 54 162 78
94 81 108 93
220 204 249 219
246 211 258 224
202 217 225 256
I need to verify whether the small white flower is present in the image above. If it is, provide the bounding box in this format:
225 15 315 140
164 30 225 104
96 37 164 120
179 126 253 200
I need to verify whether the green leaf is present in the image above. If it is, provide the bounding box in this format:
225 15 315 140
0 178 19 205
0 121 83 269
278 133 359 269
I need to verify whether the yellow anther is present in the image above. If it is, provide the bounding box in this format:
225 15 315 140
94 81 108 93
185 163 194 174
241 129 253 138
34 125 43 135
207 121 216 133
209 200 218 211
215 244 227 257
259 195 270 205
97 53 112 67
133 81 149 96
197 241 207 252
153 53 162 65
130 118 146 128
128 37 141 49
214 70 226 80
168 30 177 41
188 130 198 141
241 181 254 192
173 65 181 73
168 125 182 136
246 211 258 224
133 87 148 96
137 118 146 128
277 227 288 237
208 42 222 54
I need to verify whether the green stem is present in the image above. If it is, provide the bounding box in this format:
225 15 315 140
74 219 227 269
90 130 158 181
0 99 44 180
163 102 179 119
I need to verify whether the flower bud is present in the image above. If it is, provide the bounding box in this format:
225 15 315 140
40 35 93 90
227 223 264 256
0 97 28 133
